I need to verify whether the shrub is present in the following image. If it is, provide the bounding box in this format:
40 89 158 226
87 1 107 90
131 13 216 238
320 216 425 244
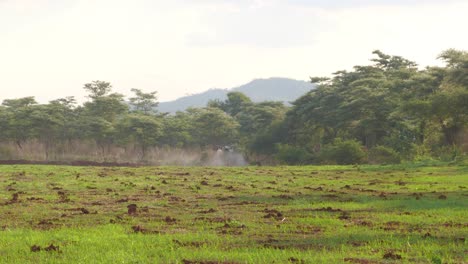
319 139 366 165
275 144 311 165
368 146 401 164
435 145 463 162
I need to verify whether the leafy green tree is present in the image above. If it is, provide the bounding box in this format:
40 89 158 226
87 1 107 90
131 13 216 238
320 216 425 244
83 93 128 123
209 92 253 117
319 139 366 165
116 114 162 160
189 107 240 147
236 101 287 136
79 81 128 155
1 97 38 149
287 50 420 152
129 88 158 115
83 80 113 99
160 112 194 147
434 49 468 145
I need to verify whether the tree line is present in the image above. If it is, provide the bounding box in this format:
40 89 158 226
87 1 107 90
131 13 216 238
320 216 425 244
0 49 466 164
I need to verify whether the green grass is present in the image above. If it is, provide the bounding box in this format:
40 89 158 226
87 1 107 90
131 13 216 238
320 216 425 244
0 164 466 263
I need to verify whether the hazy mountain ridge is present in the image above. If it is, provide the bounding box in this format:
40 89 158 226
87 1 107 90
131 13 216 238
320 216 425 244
157 78 315 113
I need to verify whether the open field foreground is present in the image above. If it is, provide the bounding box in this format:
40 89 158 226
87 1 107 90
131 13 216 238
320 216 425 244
0 164 466 263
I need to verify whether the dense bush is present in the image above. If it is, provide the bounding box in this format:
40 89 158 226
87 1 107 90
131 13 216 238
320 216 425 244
319 139 366 165
368 146 401 164
275 144 311 165
435 145 463 162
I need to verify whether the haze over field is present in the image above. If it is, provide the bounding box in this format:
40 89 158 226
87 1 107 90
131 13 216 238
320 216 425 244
1 0 467 103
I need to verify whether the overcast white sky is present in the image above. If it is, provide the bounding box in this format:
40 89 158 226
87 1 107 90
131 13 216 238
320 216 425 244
1 0 467 103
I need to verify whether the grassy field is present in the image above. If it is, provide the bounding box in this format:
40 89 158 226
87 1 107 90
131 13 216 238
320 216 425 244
0 164 466 263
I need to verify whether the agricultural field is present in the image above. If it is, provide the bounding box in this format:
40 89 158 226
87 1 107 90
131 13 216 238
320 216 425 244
0 164 466 263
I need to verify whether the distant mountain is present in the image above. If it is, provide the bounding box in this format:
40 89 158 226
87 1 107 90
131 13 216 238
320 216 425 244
157 77 315 113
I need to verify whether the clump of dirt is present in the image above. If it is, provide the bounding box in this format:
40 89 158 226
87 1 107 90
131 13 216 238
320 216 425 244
10 192 19 203
273 194 293 200
173 240 206 248
344 258 377 264
38 220 53 226
45 244 60 252
123 171 136 176
200 180 209 186
164 216 177 223
57 191 70 203
383 221 402 231
353 220 373 227
295 225 322 235
98 171 108 177
5 184 16 192
217 222 245 235
383 251 402 260
226 201 258 206
174 172 190 176
225 186 236 191
311 207 342 212
27 197 44 201
411 193 423 200
321 194 339 199
30 245 41 252
378 192 387 199
168 196 185 202
288 257 305 263
132 225 145 233
194 217 231 223
442 221 468 228
395 180 406 186
131 225 160 234
80 208 90 214
263 209 283 220
30 244 61 253
348 241 368 247
199 208 217 214
109 215 124 224
338 212 351 220
127 204 138 215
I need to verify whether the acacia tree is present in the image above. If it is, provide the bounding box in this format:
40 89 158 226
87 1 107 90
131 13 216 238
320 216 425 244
83 80 112 100
209 92 253 117
116 114 162 160
433 49 468 145
287 51 420 151
129 88 158 115
81 81 128 156
159 112 194 147
1 97 37 149
189 107 240 147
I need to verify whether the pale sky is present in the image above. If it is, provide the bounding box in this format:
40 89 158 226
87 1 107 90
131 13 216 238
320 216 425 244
1 0 467 104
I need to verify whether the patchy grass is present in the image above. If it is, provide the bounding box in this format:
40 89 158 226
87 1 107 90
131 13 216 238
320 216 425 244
0 164 466 263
